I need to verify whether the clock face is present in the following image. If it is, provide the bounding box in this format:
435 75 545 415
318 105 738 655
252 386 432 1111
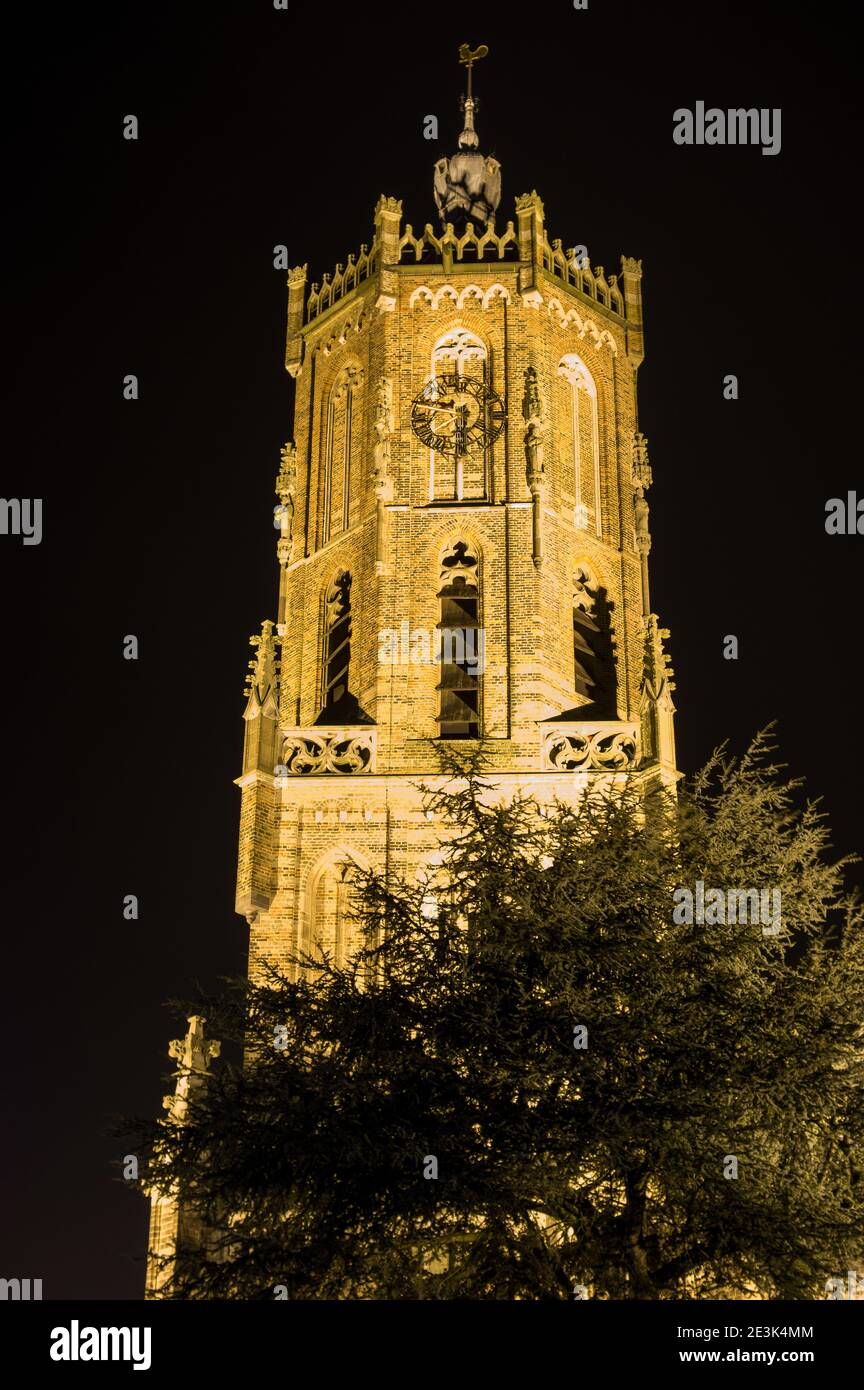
411 372 506 456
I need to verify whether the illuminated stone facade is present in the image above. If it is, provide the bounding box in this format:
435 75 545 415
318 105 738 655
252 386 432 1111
236 174 677 981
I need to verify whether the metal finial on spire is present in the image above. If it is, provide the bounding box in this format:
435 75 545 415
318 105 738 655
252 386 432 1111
457 42 488 149
433 43 500 230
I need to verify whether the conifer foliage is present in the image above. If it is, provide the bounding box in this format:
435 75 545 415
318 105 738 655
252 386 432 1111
130 734 864 1299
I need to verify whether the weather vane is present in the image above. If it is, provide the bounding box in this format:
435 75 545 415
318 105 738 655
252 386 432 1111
458 43 489 101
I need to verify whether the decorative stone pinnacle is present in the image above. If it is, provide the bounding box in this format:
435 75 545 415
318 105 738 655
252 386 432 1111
162 1016 221 1123
167 1015 220 1073
374 195 402 219
632 431 653 490
515 190 545 216
642 615 675 693
245 619 279 700
276 441 297 499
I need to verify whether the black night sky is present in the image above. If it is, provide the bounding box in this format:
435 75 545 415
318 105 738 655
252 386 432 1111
1 1 860 1300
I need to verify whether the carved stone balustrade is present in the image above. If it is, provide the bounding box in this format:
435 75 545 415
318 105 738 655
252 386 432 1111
541 721 639 773
278 727 376 776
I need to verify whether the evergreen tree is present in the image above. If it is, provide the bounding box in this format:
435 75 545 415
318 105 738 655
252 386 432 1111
128 733 864 1299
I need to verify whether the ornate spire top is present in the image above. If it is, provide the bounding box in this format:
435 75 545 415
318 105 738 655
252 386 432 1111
434 43 500 231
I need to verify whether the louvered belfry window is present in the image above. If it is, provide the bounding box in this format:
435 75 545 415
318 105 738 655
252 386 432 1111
436 541 480 739
572 565 618 718
323 570 352 712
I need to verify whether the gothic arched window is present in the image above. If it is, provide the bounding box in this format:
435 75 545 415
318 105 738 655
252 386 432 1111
557 354 602 537
436 540 482 738
427 329 488 502
321 365 362 545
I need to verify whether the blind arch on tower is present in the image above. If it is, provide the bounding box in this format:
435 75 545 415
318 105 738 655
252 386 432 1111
427 329 489 502
302 846 373 968
557 354 602 537
319 363 363 546
436 538 482 739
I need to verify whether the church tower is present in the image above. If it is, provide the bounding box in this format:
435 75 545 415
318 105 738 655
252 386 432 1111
235 47 677 979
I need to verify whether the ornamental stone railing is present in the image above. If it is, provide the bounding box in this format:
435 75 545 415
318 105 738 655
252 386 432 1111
277 727 375 776
541 721 639 773
305 243 379 323
398 219 519 264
